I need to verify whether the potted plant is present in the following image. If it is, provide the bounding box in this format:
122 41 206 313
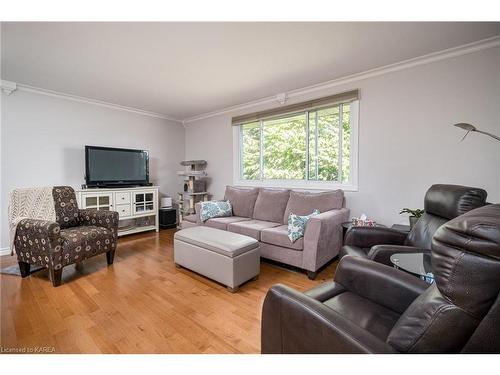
399 208 424 229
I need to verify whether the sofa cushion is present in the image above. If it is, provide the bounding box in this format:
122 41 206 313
205 216 251 230
224 186 260 218
253 188 290 223
324 291 400 341
283 190 344 224
227 219 281 241
261 225 304 251
60 225 114 264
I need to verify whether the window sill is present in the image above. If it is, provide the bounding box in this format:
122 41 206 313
232 179 358 192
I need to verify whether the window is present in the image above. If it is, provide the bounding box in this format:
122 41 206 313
234 100 358 190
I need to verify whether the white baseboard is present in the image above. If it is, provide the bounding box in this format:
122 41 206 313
0 247 12 257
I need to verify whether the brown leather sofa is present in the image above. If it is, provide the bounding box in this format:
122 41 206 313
340 184 487 266
261 203 500 353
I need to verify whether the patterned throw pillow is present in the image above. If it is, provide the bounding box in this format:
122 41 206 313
287 209 320 243
200 201 233 222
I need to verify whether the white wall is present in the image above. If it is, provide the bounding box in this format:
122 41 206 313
0 90 185 248
2 45 499 250
185 46 500 226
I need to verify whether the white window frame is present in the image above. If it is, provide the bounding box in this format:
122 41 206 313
232 100 359 191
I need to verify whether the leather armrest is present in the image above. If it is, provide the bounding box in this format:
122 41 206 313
334 256 428 314
304 281 345 302
368 245 430 266
261 284 397 353
79 209 119 232
344 226 407 248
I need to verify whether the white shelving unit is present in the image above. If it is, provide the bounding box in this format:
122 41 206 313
76 186 159 236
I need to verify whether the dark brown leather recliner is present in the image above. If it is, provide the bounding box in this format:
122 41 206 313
261 204 500 353
340 184 487 266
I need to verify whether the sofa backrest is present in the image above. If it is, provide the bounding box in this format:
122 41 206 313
224 186 259 218
283 190 344 224
253 188 290 223
223 186 345 224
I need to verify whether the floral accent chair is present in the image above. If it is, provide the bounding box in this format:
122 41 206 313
14 186 119 287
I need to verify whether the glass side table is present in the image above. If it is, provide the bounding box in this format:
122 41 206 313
390 252 434 284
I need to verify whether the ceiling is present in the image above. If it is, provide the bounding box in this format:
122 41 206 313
1 22 499 120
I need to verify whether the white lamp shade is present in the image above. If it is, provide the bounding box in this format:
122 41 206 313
161 197 173 208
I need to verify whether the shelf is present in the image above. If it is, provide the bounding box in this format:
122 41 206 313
178 191 208 196
120 212 156 220
180 160 207 167
77 186 159 238
77 186 160 193
177 171 207 177
118 225 157 236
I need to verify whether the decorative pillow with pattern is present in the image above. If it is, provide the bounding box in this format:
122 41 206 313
288 209 320 243
200 201 233 222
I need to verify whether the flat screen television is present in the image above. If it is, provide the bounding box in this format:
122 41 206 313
85 146 149 187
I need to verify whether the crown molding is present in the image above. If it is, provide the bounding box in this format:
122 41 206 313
1 80 183 123
0 80 17 95
183 35 500 124
3 35 499 126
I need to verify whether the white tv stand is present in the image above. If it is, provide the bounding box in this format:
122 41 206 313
76 186 159 236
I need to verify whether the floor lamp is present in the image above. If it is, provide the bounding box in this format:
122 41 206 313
454 123 500 142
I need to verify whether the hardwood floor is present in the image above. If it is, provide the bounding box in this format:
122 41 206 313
0 229 337 353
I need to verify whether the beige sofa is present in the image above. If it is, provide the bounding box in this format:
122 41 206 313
180 186 349 279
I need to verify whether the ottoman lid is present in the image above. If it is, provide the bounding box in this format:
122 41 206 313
174 226 259 258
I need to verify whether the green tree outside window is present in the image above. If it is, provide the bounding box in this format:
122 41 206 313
240 103 351 183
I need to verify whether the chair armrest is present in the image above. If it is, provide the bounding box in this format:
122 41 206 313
79 209 119 233
344 226 407 248
302 208 349 272
14 219 63 268
368 245 430 266
261 284 397 353
193 202 202 224
334 256 428 314
304 281 345 302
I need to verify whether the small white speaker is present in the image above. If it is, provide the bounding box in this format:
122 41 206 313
161 197 172 208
